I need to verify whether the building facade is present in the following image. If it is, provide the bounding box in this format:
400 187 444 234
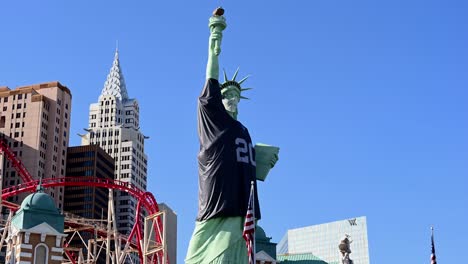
277 253 328 264
158 203 177 264
0 82 72 209
64 145 114 263
64 145 114 219
81 50 148 235
255 223 276 259
277 216 370 264
6 185 67 264
256 224 278 264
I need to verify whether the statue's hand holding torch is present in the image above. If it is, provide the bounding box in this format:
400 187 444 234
209 7 227 56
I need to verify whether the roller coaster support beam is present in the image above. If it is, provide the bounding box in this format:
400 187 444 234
0 210 13 252
107 189 112 264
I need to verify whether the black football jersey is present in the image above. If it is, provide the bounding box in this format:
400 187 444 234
196 78 261 221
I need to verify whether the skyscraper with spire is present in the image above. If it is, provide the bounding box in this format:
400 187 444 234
81 49 148 235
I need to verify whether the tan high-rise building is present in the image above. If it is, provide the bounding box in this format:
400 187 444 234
158 203 177 264
0 81 72 210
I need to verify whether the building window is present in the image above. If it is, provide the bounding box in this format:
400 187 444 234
34 244 48 264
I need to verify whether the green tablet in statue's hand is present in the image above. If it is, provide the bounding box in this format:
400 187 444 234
255 143 280 181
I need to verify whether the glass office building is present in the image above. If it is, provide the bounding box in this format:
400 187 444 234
277 216 370 264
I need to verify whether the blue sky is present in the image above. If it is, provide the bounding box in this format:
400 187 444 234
1 1 467 263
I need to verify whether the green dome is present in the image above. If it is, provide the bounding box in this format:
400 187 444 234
256 225 269 241
12 186 64 233
20 191 58 213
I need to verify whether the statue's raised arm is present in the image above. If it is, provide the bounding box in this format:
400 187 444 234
206 7 226 80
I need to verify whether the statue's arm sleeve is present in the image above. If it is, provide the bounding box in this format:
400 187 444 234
197 79 231 145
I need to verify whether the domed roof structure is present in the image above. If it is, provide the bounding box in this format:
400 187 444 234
20 190 59 213
11 185 64 232
255 223 277 260
256 225 269 241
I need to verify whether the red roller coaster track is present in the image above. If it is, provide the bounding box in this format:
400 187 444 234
0 140 166 264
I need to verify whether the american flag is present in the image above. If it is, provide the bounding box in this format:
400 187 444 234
243 182 256 264
431 228 437 264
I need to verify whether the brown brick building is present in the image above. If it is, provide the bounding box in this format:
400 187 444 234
6 186 66 263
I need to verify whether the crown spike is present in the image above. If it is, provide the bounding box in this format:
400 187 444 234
241 88 253 91
240 96 250 100
223 68 228 83
238 75 250 85
232 67 240 81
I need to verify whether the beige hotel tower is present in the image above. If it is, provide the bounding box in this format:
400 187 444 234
0 82 72 210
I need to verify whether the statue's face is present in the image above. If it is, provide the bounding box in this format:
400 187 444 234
222 87 240 113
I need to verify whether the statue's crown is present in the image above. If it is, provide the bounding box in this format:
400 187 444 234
221 68 252 100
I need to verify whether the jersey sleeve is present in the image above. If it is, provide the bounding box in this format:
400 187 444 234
198 78 233 147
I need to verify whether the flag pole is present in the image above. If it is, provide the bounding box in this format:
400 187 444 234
430 226 437 264
431 226 435 249
251 181 256 264
243 180 256 264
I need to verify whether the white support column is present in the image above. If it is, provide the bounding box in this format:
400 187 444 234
109 189 121 261
0 210 13 250
87 239 92 262
106 189 112 264
78 249 84 264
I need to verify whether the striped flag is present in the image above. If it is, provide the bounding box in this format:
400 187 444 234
431 228 437 264
243 181 256 264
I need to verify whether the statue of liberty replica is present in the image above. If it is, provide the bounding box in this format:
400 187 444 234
185 7 279 264
339 235 354 264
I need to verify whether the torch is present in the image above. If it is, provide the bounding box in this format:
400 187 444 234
209 7 227 56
